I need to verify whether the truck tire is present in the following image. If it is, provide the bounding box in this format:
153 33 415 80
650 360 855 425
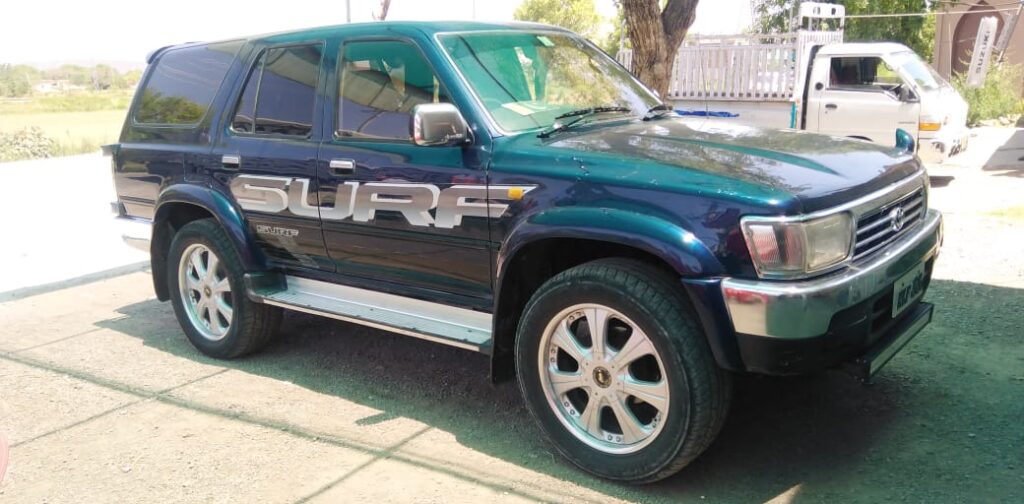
167 219 281 359
515 258 731 483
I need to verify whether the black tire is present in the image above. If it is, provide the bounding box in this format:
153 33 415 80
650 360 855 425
167 219 281 359
515 258 732 483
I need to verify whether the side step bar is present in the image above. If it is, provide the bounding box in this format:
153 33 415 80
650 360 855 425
249 275 493 353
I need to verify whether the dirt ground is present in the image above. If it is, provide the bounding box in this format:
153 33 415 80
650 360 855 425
1 128 1022 503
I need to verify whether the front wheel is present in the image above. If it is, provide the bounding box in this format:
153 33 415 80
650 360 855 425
515 259 731 483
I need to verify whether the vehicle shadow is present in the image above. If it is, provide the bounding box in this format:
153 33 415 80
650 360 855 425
981 128 1024 177
94 278 1022 503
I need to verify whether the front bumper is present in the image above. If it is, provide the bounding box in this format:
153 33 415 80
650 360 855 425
720 209 942 375
918 127 969 163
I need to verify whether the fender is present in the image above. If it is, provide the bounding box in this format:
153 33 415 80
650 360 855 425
489 206 729 381
154 184 266 271
496 205 724 286
150 184 266 301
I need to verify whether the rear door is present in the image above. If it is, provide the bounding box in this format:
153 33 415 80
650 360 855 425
316 37 493 306
810 55 919 146
212 41 332 271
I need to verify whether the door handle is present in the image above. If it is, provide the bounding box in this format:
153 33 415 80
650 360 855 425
222 155 240 169
825 103 838 110
329 158 355 175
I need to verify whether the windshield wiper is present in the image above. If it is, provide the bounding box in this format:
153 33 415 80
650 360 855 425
643 103 674 121
537 106 632 138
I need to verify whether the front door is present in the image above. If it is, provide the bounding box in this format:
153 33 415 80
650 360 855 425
213 41 331 271
317 37 493 306
811 55 920 146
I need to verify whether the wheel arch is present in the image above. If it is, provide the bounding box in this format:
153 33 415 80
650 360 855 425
151 184 265 301
489 207 730 382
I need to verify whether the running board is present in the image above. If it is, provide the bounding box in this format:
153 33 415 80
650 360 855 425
250 275 492 353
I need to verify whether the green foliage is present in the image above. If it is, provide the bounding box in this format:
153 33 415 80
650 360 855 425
0 62 139 97
135 90 205 124
0 127 56 162
0 90 133 115
952 63 1024 126
600 6 629 57
514 0 604 39
752 0 935 60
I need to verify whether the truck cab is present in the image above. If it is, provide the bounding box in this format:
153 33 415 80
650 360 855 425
806 42 970 161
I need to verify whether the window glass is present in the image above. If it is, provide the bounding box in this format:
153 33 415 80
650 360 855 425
135 41 242 125
231 59 260 132
828 57 902 91
255 45 323 136
337 40 449 140
439 32 658 133
889 51 943 91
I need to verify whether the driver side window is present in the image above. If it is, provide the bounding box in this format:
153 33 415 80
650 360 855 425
336 40 449 141
828 57 901 91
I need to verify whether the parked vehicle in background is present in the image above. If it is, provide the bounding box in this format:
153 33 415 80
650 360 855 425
618 2 970 162
109 20 942 483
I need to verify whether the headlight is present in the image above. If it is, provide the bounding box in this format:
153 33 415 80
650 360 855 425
741 213 854 279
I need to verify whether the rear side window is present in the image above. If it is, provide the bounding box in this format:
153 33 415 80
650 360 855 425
231 44 324 137
135 41 242 125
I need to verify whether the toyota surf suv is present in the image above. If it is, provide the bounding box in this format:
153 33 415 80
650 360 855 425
108 21 942 483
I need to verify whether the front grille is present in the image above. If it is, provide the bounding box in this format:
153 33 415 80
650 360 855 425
853 187 925 260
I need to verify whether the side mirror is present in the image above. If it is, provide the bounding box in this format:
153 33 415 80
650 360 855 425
411 103 469 147
895 128 916 154
899 86 918 103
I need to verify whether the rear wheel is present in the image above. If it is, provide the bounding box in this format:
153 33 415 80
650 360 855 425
515 259 731 483
168 219 281 358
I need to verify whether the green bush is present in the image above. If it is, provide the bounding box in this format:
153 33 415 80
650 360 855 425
952 62 1024 126
0 127 57 162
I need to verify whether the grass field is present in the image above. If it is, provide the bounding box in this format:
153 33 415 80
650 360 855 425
0 109 126 155
0 91 131 159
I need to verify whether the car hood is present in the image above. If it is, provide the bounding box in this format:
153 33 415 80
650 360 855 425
532 117 922 213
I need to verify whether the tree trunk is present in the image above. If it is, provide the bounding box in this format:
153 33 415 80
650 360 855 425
373 0 391 21
622 0 698 99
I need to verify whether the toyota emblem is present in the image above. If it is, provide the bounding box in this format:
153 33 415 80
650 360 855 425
889 206 906 232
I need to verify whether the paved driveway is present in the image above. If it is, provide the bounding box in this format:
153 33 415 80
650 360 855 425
0 132 1022 502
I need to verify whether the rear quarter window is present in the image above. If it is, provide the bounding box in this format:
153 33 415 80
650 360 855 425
134 41 243 126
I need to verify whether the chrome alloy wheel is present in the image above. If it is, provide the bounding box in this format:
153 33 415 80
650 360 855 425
538 304 670 454
178 243 233 341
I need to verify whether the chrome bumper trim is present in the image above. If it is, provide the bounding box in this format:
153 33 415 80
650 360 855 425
115 215 152 253
722 209 942 339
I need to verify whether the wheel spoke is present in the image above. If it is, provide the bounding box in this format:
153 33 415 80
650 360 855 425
190 249 207 280
216 295 233 322
621 376 669 412
551 320 587 363
578 395 605 439
610 330 655 369
549 369 584 396
212 277 231 294
185 273 203 292
206 252 220 280
584 307 610 360
609 395 649 444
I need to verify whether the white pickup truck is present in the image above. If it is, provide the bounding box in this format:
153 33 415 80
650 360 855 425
619 2 969 162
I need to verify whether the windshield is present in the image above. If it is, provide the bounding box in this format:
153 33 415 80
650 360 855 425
439 31 660 133
890 51 945 91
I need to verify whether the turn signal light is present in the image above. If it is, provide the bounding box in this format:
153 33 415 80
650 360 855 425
919 122 942 131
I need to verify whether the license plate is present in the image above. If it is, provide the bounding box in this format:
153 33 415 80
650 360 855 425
892 263 926 317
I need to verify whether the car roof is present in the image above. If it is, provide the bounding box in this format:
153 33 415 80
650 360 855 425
816 42 913 57
152 21 574 60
